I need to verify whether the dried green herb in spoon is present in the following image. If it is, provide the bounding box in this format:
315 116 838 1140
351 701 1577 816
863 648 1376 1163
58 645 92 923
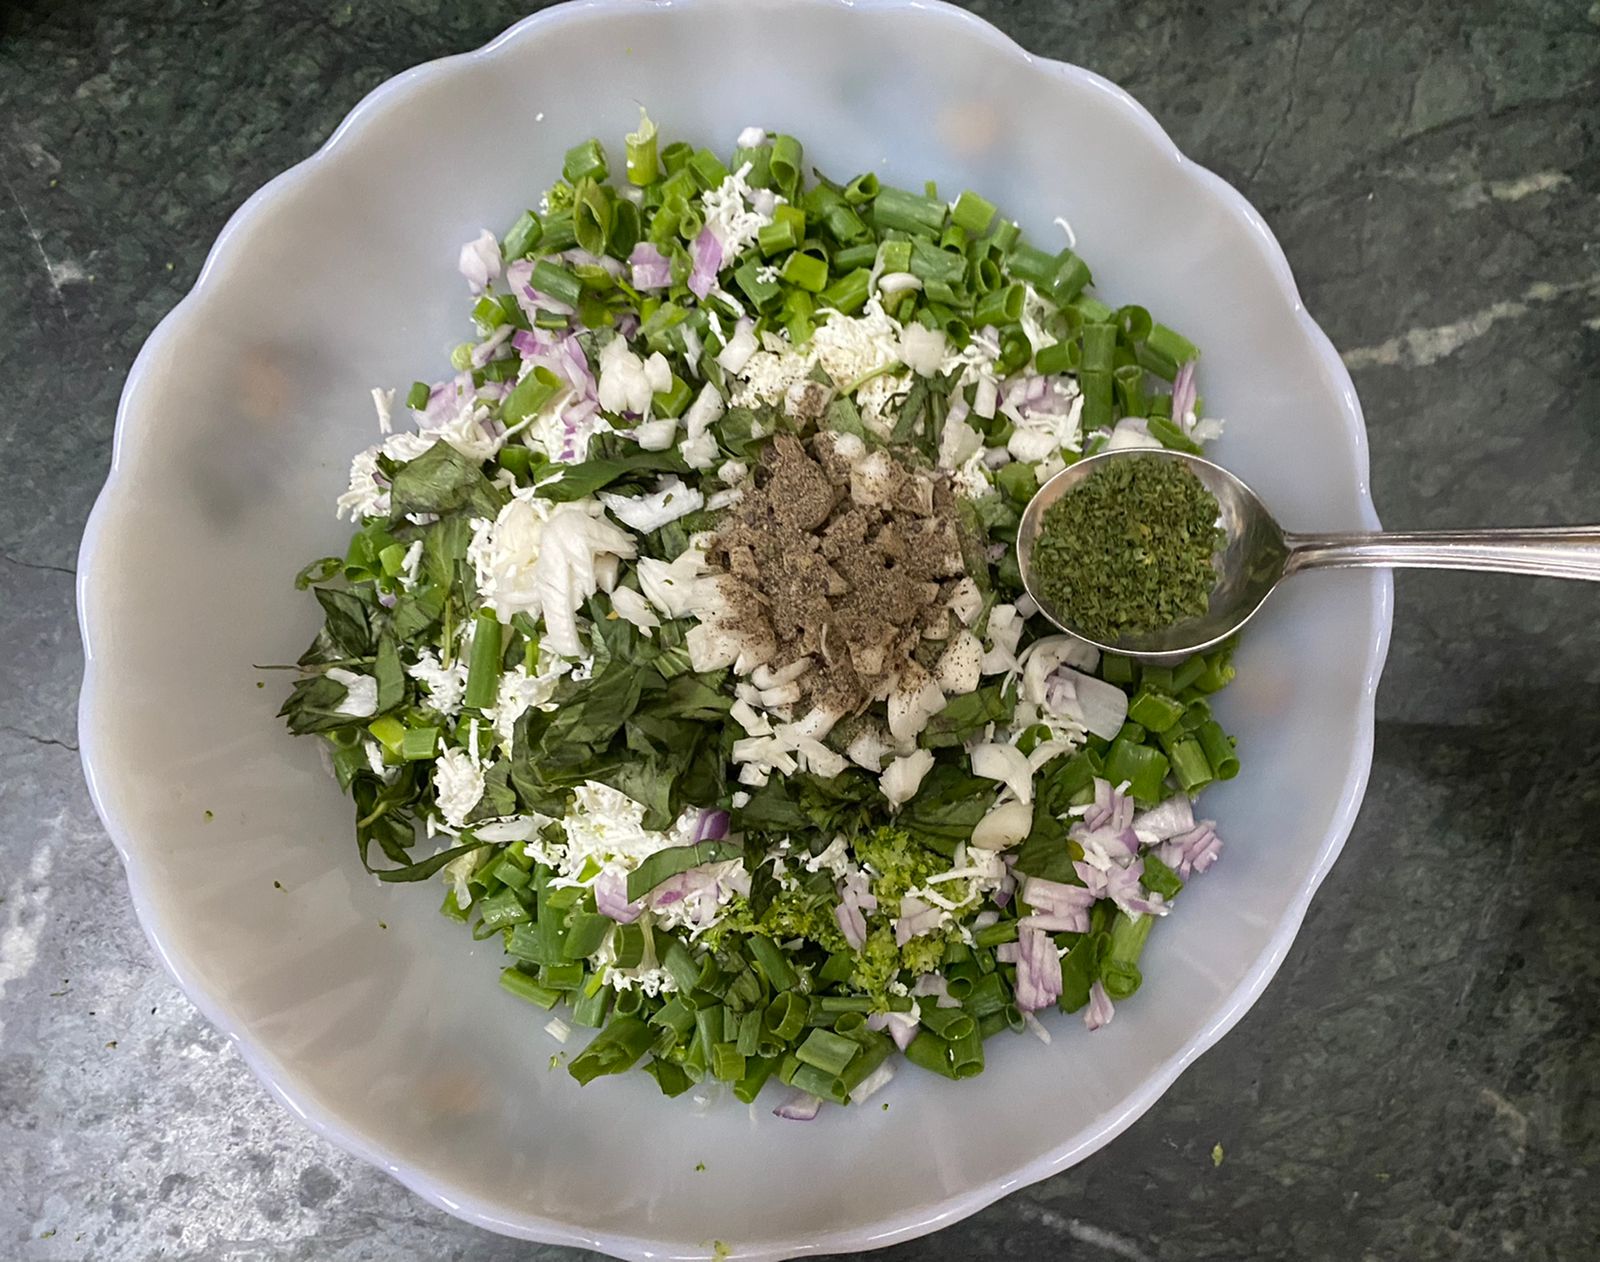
1031 455 1224 641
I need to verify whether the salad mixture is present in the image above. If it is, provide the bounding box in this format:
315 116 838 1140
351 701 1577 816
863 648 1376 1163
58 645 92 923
282 115 1239 1116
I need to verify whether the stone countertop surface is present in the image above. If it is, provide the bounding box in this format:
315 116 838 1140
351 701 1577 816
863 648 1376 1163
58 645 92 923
2 1 1598 1258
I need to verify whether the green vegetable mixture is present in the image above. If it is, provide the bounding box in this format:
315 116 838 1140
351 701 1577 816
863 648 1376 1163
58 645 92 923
281 114 1240 1114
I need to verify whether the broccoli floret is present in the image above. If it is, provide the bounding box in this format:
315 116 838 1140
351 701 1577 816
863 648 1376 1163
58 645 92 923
759 882 848 953
901 935 947 976
851 925 901 996
854 825 947 909
706 829 974 1004
704 876 847 956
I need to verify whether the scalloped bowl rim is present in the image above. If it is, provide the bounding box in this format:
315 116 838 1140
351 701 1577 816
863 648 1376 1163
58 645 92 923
77 2 1393 1257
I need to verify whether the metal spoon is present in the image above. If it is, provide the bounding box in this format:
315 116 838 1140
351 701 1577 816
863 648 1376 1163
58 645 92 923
1017 448 1600 660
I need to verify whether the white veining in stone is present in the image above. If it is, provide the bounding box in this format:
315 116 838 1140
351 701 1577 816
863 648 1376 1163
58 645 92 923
1342 275 1600 370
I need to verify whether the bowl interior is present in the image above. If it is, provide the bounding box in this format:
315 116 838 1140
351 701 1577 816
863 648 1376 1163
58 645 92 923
80 2 1387 1257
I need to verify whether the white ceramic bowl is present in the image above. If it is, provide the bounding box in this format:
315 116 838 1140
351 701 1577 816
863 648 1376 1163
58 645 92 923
78 2 1392 1257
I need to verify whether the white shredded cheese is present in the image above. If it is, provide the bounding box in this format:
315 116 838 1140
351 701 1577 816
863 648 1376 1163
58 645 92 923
405 649 469 717
701 163 772 259
434 745 485 829
371 386 395 434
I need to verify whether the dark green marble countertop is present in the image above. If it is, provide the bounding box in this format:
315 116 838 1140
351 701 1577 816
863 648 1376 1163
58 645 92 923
2 1 1598 1258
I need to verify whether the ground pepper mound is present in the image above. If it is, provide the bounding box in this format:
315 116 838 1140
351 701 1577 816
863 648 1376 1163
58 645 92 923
710 434 968 713
1031 455 1224 641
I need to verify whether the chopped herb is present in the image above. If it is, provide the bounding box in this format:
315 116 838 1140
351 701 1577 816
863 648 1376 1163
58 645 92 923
1031 455 1224 641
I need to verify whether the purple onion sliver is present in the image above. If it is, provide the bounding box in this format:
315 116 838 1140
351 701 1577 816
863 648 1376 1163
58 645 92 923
688 227 723 299
593 870 643 924
1171 359 1197 425
693 808 730 842
773 1090 823 1121
835 901 867 950
885 1011 919 1050
1084 980 1115 1031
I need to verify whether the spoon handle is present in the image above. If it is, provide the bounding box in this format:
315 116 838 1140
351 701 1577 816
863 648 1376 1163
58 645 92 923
1283 527 1600 582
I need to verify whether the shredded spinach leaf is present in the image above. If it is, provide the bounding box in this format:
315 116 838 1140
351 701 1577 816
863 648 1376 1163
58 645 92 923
386 442 504 521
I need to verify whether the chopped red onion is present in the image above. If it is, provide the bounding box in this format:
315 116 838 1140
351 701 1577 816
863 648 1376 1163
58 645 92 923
593 869 643 924
1084 858 1170 918
837 867 878 917
629 241 672 291
1021 910 1090 933
688 228 724 299
894 895 943 946
693 807 730 842
1022 875 1095 915
835 900 867 950
1018 875 1093 933
1013 925 1063 1012
911 972 959 1008
1080 777 1135 835
458 228 500 294
511 328 547 357
849 1060 896 1104
863 1010 920 1050
1084 980 1115 1031
1171 359 1198 429
651 877 688 907
523 285 576 317
470 323 514 369
773 1090 823 1121
560 247 622 278
1133 795 1196 845
1156 821 1222 878
420 372 476 430
1071 822 1140 866
557 333 597 397
995 942 1020 964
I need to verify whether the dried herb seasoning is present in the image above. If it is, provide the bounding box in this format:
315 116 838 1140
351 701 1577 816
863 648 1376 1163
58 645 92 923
1031 456 1223 641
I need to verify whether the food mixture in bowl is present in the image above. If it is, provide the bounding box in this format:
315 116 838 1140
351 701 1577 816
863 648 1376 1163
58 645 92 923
280 115 1239 1116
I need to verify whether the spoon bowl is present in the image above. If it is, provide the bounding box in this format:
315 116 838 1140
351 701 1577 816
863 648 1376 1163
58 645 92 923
1019 447 1600 660
1017 449 1286 660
